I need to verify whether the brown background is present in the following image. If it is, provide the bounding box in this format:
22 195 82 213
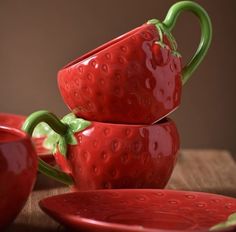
0 0 235 153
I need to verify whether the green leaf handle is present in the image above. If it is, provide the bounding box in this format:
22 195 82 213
163 1 212 84
22 110 74 186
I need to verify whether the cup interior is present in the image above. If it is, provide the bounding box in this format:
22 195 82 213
0 126 28 144
62 26 142 69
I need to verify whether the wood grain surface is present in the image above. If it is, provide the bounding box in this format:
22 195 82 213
6 149 236 232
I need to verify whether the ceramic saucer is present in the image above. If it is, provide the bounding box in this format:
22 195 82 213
39 189 236 232
0 113 54 164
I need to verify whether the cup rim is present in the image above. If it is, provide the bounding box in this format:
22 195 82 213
88 117 173 128
60 24 147 70
0 126 30 145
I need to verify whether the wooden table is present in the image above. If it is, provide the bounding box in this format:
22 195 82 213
6 150 236 232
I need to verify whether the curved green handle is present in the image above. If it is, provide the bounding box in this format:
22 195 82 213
163 1 212 85
22 110 74 186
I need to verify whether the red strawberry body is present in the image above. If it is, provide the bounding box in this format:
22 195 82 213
58 23 182 124
54 118 179 190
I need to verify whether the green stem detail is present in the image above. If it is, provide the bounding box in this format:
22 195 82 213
148 1 212 85
38 159 74 185
22 110 74 186
43 113 91 156
23 111 68 136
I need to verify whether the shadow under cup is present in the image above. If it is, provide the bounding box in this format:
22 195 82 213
0 127 37 230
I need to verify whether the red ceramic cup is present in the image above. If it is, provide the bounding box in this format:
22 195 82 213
57 1 212 124
0 126 37 230
22 111 179 190
58 23 182 124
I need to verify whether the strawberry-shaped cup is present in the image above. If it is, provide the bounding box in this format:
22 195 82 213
0 127 37 230
58 1 212 124
22 111 179 190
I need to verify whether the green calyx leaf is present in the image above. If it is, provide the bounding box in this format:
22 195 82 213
147 18 181 57
58 136 67 156
64 117 91 133
61 113 76 124
43 130 59 153
210 212 236 231
41 113 91 157
147 18 160 25
65 130 77 145
32 122 51 137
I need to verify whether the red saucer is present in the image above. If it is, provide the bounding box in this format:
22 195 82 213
39 189 236 232
0 113 54 164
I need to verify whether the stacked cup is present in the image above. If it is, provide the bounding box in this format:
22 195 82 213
22 1 212 190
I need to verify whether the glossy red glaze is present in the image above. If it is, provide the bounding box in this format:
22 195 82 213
0 127 38 230
39 189 236 232
58 23 182 124
0 113 54 164
54 118 179 190
0 113 25 129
